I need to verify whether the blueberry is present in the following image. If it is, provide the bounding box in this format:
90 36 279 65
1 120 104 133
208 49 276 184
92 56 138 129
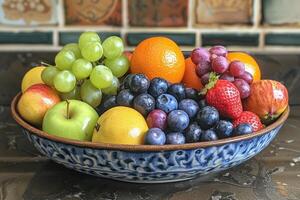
148 77 169 98
116 89 134 107
133 93 155 116
167 110 190 131
234 123 253 136
215 120 233 138
196 106 219 130
129 74 150 94
119 74 133 91
185 88 199 101
167 83 186 101
185 123 202 143
201 129 218 141
178 99 199 119
144 128 166 145
166 132 185 144
156 94 178 113
198 99 207 109
97 95 117 114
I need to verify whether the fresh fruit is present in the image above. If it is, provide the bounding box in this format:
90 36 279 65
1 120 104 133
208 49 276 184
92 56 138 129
229 61 245 77
166 132 185 144
233 79 250 99
146 109 167 130
81 42 103 62
215 120 234 139
167 110 190 132
178 99 199 119
227 52 261 81
102 36 124 59
220 73 234 82
233 111 263 132
133 93 155 116
195 60 211 77
18 84 60 126
234 123 253 136
156 94 178 113
116 89 135 107
201 129 218 141
129 74 150 94
78 32 101 50
209 46 227 57
185 87 199 101
60 85 81 100
104 55 129 78
196 106 219 130
62 43 82 58
212 56 229 74
190 47 210 65
71 58 92 80
201 73 210 85
123 51 132 61
148 77 169 98
101 76 119 95
90 65 113 89
97 95 117 114
238 71 253 84
21 66 45 92
53 70 76 93
198 99 207 109
41 66 59 86
144 128 166 145
43 100 98 141
167 83 186 101
131 37 185 83
243 80 288 124
55 50 76 70
119 74 133 90
205 78 243 119
80 80 102 108
92 106 148 145
182 57 203 90
185 123 202 143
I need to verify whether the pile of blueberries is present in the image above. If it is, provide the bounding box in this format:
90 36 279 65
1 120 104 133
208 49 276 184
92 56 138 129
98 73 252 145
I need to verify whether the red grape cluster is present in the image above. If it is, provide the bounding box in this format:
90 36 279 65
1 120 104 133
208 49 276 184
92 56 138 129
191 45 253 99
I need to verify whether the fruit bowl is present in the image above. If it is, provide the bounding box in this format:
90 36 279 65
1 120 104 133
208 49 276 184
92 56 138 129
11 93 289 183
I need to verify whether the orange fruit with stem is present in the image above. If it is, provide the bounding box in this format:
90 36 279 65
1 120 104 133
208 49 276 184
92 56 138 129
182 57 203 90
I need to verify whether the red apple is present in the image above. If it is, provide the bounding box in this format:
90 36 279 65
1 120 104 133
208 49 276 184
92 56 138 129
17 84 60 126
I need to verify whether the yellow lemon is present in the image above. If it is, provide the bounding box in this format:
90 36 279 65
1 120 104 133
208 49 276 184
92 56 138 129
21 66 45 92
92 106 148 145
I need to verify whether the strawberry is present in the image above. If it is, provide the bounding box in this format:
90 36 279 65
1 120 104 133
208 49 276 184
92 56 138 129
203 74 242 119
233 111 264 132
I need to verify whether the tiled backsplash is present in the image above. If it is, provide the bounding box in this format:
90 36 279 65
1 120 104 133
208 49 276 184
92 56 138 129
0 0 300 52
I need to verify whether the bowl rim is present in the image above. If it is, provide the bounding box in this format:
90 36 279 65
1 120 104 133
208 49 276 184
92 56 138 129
11 93 289 152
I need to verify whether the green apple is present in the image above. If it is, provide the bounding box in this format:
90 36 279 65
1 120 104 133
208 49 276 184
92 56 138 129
42 100 99 141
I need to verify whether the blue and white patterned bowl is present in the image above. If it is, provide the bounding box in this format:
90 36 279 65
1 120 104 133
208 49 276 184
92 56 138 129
11 94 289 183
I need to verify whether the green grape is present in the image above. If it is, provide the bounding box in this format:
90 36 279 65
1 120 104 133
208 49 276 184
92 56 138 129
71 58 92 80
41 66 60 86
60 85 81 100
62 43 82 58
102 76 119 95
104 55 129 78
55 50 76 70
78 32 101 50
53 70 76 93
90 65 113 89
81 42 103 62
80 79 102 107
102 36 124 59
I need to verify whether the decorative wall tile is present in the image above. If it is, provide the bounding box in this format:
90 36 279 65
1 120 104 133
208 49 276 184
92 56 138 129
59 32 121 46
195 0 253 25
126 32 195 46
202 33 259 46
64 0 122 26
128 0 188 27
0 32 52 44
0 0 58 26
263 0 300 25
265 34 300 46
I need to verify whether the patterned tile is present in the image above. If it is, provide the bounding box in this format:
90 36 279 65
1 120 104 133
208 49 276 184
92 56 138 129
0 32 52 44
202 33 259 46
265 33 300 46
0 0 58 26
195 0 253 25
126 32 195 46
64 0 122 26
128 0 188 27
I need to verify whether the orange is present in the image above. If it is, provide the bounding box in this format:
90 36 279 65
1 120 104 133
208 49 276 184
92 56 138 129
182 57 203 90
130 37 185 83
227 52 261 81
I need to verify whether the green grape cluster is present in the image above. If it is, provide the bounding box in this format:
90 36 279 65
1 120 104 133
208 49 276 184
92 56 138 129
41 32 129 108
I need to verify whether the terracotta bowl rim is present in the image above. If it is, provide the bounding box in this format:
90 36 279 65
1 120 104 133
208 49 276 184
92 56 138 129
11 93 289 152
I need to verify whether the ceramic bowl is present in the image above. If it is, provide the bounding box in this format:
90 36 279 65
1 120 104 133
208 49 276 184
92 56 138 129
11 93 289 183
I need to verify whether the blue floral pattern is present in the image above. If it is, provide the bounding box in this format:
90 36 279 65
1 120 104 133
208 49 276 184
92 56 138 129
22 125 282 183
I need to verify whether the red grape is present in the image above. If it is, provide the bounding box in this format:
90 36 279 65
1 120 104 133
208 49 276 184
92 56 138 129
191 48 210 65
211 56 229 74
220 73 234 82
210 54 218 61
195 60 211 77
201 73 210 85
238 71 253 84
229 61 245 77
209 45 228 57
233 79 250 99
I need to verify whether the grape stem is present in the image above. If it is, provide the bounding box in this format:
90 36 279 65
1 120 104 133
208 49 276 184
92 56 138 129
66 99 70 119
41 61 54 67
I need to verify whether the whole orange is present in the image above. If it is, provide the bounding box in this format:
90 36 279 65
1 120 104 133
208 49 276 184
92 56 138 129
227 52 261 81
182 57 203 90
130 37 185 83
